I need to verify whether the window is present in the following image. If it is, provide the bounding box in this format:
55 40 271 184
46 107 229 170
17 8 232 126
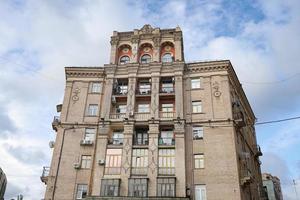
116 104 126 114
87 104 98 116
138 104 150 113
76 184 87 199
105 149 122 174
159 129 174 145
91 82 101 93
158 149 175 175
111 130 124 145
162 53 173 63
115 79 128 95
120 56 130 65
161 77 174 93
100 179 120 197
194 154 204 169
140 54 151 64
157 178 175 197
192 101 202 113
84 128 95 141
193 127 203 139
129 178 148 197
81 155 92 169
161 103 174 112
134 129 148 145
138 80 151 94
195 185 206 200
191 78 201 89
132 149 148 175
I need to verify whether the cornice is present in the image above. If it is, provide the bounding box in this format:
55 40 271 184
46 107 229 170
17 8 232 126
65 67 105 79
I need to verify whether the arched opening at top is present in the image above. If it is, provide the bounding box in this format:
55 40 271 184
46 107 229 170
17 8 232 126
160 42 175 63
140 54 151 64
120 55 130 65
118 44 132 65
162 53 173 63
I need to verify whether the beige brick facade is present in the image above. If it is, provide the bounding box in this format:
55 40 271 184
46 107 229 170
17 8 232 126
41 25 265 200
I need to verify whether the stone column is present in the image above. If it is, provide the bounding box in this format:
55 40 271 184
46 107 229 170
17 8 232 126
131 35 139 63
150 76 160 119
174 31 183 61
109 33 119 64
148 122 160 196
127 66 138 118
153 36 161 62
101 66 116 120
91 125 109 195
174 121 186 197
120 122 134 196
174 64 184 119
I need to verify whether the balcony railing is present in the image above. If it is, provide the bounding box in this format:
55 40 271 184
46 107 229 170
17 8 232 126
159 111 175 119
40 166 50 184
109 113 126 119
158 137 175 146
108 138 124 145
134 112 150 120
136 89 151 95
104 167 121 175
52 116 60 131
113 87 128 95
160 87 174 93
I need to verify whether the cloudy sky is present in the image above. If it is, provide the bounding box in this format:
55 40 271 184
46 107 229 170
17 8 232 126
0 0 299 199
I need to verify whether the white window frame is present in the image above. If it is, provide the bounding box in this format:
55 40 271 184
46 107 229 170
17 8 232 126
87 104 98 116
91 82 101 93
84 128 95 141
112 131 124 145
195 185 206 200
76 184 88 199
117 104 127 113
193 127 203 139
120 55 130 65
131 149 148 175
81 155 92 169
194 154 204 169
158 149 175 175
105 149 122 175
191 78 201 89
192 101 202 113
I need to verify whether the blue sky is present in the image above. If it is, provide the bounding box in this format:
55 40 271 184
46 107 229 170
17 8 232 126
0 0 299 199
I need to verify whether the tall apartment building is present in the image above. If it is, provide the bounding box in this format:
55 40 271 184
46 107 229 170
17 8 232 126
0 167 7 200
262 173 283 200
41 25 265 200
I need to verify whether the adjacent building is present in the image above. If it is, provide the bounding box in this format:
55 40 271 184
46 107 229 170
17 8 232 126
41 25 265 200
262 173 283 200
0 167 7 200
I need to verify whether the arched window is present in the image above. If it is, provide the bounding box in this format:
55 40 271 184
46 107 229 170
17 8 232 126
120 56 130 65
141 54 151 64
162 53 173 63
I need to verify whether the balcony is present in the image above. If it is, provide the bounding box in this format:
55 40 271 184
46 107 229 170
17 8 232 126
159 111 175 119
160 86 174 94
253 145 263 157
109 113 126 120
158 137 175 146
108 138 124 145
240 169 252 186
113 86 128 96
136 89 151 95
133 136 149 146
233 111 246 128
40 166 50 184
134 112 150 121
52 116 60 131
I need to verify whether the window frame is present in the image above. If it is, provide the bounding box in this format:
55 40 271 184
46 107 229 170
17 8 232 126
81 155 92 169
131 149 148 175
193 126 203 140
76 184 88 199
158 149 175 175
138 104 150 113
91 82 101 93
194 154 204 169
140 54 151 64
157 178 176 197
162 53 173 63
112 130 124 145
134 130 149 145
191 78 201 89
87 104 98 116
84 128 96 141
119 55 130 65
192 101 202 113
100 179 120 197
128 178 148 197
195 185 207 200
104 149 122 175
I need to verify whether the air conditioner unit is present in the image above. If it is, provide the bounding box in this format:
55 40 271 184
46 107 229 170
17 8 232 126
49 141 55 148
80 139 93 145
74 163 80 169
98 159 105 165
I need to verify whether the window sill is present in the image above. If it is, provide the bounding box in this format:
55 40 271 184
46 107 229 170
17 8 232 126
193 138 203 140
192 112 205 114
191 87 204 90
85 115 98 117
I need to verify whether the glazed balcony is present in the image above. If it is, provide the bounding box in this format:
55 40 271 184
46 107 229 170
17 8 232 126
40 166 50 184
159 111 175 119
